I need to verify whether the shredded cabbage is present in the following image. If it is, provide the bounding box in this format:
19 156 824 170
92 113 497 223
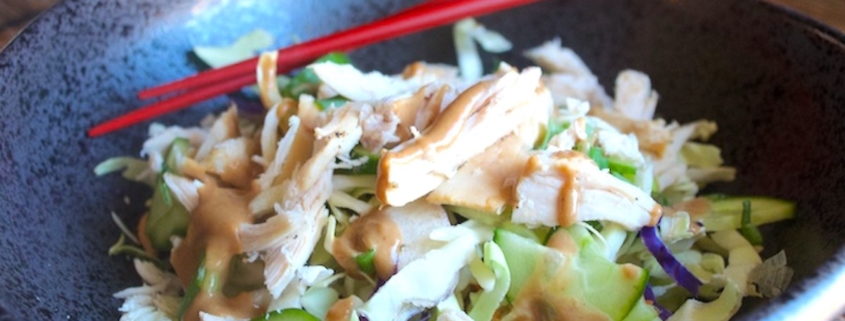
193 28 274 68
467 242 510 321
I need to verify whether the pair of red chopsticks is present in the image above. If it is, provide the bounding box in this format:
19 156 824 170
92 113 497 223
87 0 541 137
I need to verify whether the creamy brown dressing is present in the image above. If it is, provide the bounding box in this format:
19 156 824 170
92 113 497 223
274 119 315 186
333 208 403 280
649 204 663 227
201 137 261 189
136 213 157 257
553 154 581 228
670 197 709 220
401 61 426 79
325 297 356 321
546 230 578 256
275 98 299 133
170 181 267 321
377 79 495 202
390 87 428 143
415 85 450 131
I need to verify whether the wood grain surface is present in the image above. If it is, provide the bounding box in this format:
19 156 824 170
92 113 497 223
766 0 845 32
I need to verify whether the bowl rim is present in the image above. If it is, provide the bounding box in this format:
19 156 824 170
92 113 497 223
2 0 845 320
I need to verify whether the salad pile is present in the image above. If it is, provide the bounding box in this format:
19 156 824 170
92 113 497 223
98 22 795 321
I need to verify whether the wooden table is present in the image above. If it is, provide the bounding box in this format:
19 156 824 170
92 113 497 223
767 0 845 32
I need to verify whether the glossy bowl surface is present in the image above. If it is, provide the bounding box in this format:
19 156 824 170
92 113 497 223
2 0 845 319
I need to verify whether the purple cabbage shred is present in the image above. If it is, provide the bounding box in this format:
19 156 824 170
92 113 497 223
644 283 673 321
640 225 702 295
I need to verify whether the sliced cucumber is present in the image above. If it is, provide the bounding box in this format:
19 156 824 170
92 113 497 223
146 138 192 250
164 137 191 175
701 196 795 231
493 228 549 301
621 297 661 321
494 228 649 321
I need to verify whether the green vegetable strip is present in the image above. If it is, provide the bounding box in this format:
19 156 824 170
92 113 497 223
739 200 764 246
700 196 795 231
145 139 192 250
336 145 380 175
535 119 567 150
588 146 610 170
164 138 191 176
94 156 151 186
608 158 637 181
107 234 167 269
315 96 349 111
177 259 207 320
282 52 352 98
355 248 377 275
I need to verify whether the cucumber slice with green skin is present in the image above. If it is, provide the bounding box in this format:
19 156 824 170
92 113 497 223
251 308 320 321
493 228 550 301
621 297 661 321
494 228 649 321
164 138 190 175
146 138 192 250
701 196 795 231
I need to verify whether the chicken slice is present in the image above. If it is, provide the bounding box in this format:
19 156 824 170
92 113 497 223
426 113 545 215
377 67 552 206
240 108 363 298
512 151 661 230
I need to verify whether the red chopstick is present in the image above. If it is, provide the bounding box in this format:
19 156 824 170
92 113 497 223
88 0 540 137
137 0 469 100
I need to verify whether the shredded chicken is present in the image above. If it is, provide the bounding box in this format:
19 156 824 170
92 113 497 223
200 137 260 189
512 151 660 230
426 117 545 214
524 38 613 110
377 66 552 206
240 106 363 297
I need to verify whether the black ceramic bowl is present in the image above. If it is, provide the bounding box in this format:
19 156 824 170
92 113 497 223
2 0 845 320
